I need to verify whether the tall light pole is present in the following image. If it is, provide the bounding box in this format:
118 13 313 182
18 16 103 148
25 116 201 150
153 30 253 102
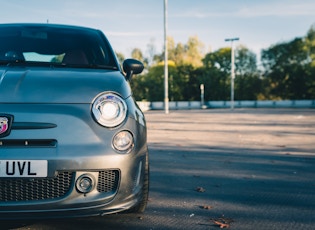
164 0 169 114
225 37 239 110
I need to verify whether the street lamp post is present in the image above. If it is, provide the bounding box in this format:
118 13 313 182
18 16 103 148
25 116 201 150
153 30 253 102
164 0 169 114
200 84 206 109
225 37 239 110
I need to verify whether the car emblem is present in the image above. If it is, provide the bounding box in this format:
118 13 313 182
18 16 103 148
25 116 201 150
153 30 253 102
0 114 13 138
0 117 8 133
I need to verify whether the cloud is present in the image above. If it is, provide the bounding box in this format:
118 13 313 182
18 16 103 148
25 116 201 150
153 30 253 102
170 1 315 19
106 30 161 37
235 2 315 17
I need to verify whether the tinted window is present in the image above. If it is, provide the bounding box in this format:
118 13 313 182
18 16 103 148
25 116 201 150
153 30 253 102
0 24 117 68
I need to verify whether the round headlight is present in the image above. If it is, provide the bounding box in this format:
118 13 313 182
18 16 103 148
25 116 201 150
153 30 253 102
92 93 127 127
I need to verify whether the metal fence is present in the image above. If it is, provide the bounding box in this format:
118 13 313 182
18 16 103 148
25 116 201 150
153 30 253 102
137 100 315 111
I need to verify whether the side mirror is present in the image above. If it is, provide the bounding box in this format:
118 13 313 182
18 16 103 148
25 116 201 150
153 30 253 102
123 59 144 81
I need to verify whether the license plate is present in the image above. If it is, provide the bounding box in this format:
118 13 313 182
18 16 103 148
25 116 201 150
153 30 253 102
0 160 47 177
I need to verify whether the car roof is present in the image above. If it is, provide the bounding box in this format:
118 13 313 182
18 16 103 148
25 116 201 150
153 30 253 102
0 23 100 32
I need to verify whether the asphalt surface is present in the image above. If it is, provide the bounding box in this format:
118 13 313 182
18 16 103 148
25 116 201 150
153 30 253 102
2 108 315 230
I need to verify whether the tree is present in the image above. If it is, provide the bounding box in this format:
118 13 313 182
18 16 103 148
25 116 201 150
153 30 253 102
261 35 312 99
184 36 205 67
201 48 231 100
145 38 157 66
131 48 143 61
154 36 205 68
131 48 149 69
130 73 148 101
234 45 262 100
235 45 258 75
235 73 263 100
305 24 315 67
131 63 173 101
203 47 231 72
304 25 315 97
115 52 125 65
171 64 195 101
202 46 262 101
131 24 315 102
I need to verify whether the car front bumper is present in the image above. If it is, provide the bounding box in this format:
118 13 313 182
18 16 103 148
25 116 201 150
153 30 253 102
0 102 148 219
0 150 148 219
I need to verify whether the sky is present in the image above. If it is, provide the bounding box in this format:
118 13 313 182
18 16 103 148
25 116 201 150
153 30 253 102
1 0 315 59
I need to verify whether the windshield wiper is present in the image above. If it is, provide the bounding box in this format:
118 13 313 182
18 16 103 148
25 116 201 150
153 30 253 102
88 64 118 70
56 63 118 70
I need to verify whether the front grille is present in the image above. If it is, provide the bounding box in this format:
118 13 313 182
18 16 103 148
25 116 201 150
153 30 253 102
97 170 120 193
0 172 73 202
0 170 119 202
0 139 57 147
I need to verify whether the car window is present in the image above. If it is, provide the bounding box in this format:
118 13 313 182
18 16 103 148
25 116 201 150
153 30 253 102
0 24 118 69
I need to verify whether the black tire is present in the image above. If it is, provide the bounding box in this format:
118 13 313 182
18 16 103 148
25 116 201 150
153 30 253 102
129 154 149 213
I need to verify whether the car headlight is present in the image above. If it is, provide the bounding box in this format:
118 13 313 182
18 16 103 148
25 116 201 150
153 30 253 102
92 93 127 127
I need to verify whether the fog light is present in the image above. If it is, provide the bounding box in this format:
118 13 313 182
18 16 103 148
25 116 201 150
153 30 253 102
76 174 95 193
113 131 134 152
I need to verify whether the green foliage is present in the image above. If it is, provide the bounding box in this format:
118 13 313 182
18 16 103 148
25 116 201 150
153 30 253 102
131 48 143 61
261 30 315 99
115 52 125 65
235 73 263 100
236 45 258 75
130 25 315 102
154 36 205 67
203 47 231 72
305 25 315 67
200 65 230 100
131 65 166 101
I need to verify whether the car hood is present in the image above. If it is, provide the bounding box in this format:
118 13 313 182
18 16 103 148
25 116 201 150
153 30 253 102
0 67 131 103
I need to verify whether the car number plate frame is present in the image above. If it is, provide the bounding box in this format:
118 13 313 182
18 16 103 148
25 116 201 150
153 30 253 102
0 160 48 177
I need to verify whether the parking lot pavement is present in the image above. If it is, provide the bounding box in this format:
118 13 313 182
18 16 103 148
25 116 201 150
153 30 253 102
4 108 315 230
144 108 315 229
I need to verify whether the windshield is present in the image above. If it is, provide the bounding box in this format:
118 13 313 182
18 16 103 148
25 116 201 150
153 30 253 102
0 24 118 69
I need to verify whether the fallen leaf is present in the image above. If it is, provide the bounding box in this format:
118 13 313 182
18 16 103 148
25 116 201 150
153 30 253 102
213 220 230 229
210 217 234 229
195 187 206 192
200 205 213 210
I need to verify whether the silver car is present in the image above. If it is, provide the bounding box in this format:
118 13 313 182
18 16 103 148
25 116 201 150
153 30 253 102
0 23 149 219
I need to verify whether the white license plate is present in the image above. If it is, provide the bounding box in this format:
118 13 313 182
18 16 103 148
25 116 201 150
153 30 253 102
0 160 47 177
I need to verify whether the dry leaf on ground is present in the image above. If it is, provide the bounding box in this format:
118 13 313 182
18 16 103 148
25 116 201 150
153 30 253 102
210 217 234 229
195 187 206 192
200 205 213 210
